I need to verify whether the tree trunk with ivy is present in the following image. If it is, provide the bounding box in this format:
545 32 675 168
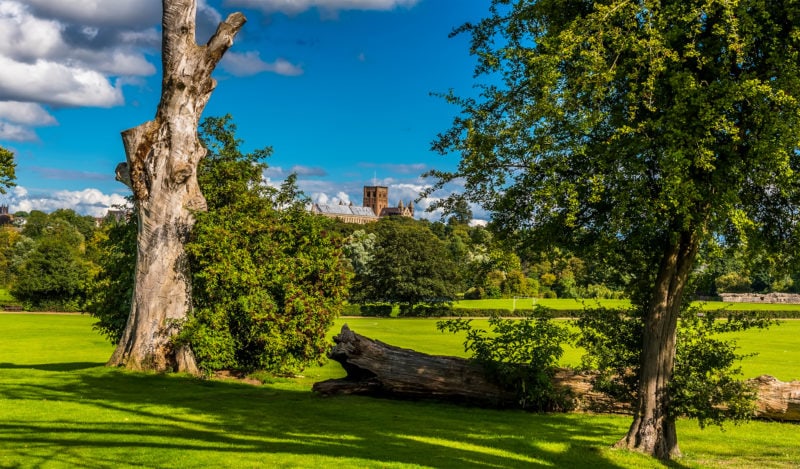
109 0 245 373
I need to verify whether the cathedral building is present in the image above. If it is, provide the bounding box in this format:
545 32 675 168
311 185 414 224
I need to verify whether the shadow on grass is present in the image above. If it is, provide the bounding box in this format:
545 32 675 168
0 362 105 372
0 365 691 468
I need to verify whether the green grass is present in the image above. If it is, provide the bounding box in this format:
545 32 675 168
455 297 800 312
1 314 799 468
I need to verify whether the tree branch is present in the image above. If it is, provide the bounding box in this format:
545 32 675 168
206 12 247 65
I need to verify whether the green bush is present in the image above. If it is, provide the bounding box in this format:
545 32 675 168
438 309 574 411
716 272 752 293
398 303 455 317
359 304 393 317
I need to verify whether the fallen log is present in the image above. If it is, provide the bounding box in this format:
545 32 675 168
312 325 800 422
312 324 517 407
749 375 800 421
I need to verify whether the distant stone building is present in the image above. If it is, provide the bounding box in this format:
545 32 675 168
312 185 414 224
0 205 12 226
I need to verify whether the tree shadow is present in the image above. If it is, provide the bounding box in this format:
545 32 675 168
0 364 678 468
0 362 104 372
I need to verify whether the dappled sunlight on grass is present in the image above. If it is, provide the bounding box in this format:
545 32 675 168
1 314 800 467
393 434 554 466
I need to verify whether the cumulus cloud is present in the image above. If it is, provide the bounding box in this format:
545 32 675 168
264 165 326 178
0 121 36 141
221 51 303 77
21 0 160 29
359 162 428 175
226 0 420 15
8 186 129 217
0 0 161 138
0 101 56 126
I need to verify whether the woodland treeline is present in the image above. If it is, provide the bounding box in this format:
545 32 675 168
1 169 799 315
2 183 799 315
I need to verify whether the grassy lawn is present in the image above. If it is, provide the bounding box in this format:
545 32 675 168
1 314 799 468
454 297 800 312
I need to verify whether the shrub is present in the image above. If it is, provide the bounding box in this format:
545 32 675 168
716 272 752 293
576 306 774 428
438 308 574 411
359 304 393 317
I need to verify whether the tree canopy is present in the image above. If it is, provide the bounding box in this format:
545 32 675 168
348 217 458 314
0 146 15 194
428 0 800 459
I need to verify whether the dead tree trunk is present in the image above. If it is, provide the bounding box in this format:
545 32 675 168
314 325 800 422
109 0 245 373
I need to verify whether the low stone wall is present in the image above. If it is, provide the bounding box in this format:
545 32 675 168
719 292 800 304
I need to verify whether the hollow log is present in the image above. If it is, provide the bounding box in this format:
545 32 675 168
313 325 800 422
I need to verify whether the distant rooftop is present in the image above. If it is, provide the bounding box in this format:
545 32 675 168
312 203 377 218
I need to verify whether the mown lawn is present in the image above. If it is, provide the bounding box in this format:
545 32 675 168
1 313 799 468
454 297 800 312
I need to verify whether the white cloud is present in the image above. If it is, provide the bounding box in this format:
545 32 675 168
222 51 303 77
22 0 160 28
226 0 420 15
0 56 124 107
0 0 160 138
8 186 129 217
0 101 56 126
0 121 36 141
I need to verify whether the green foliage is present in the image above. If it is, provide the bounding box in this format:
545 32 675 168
179 114 350 375
9 212 96 312
350 218 459 308
576 307 774 427
0 146 16 194
84 211 136 343
184 201 350 375
0 226 21 287
669 310 772 428
342 229 376 277
438 309 574 410
11 233 91 312
715 272 753 293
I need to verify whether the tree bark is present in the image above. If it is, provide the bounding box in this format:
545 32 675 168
109 0 245 373
314 325 800 423
615 230 699 460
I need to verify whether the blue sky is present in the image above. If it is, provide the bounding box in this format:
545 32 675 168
0 0 491 219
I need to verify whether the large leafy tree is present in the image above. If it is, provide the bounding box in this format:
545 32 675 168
12 219 92 311
350 218 458 313
428 0 800 459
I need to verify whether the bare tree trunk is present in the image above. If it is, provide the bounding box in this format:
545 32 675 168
615 230 699 460
109 0 246 373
